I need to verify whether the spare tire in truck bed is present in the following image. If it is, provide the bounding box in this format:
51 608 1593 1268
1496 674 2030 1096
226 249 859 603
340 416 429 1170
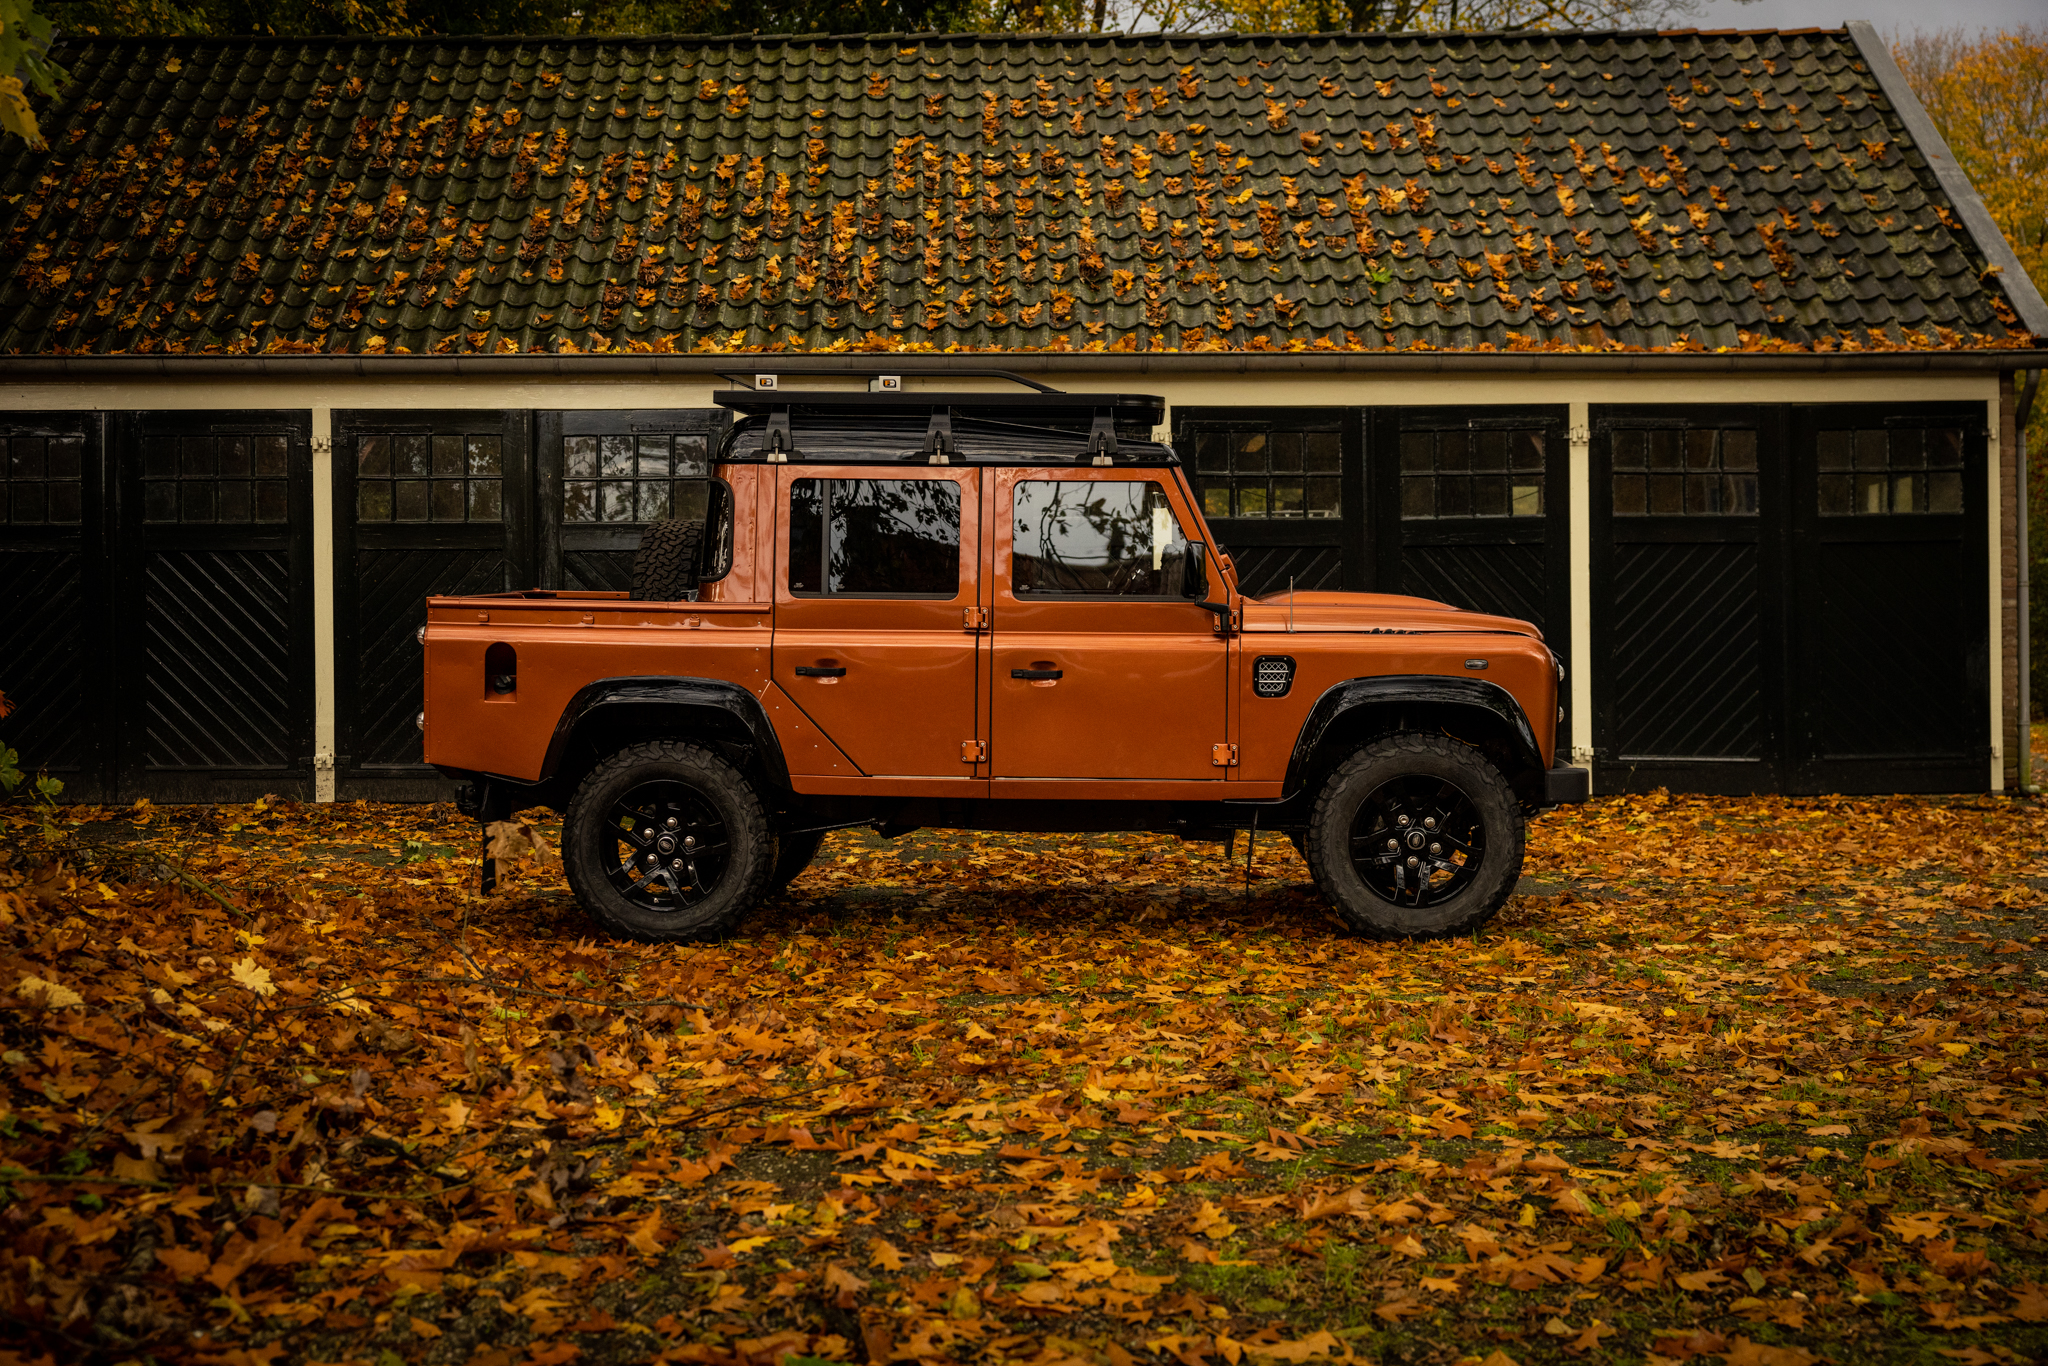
631 518 705 601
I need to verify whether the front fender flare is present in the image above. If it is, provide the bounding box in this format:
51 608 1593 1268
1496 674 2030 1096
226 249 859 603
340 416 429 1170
541 676 790 789
1283 675 1542 797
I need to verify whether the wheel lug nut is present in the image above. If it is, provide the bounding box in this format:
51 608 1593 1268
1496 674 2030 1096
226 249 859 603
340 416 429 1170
665 817 679 829
1430 843 1441 855
1406 856 1419 868
1386 838 1398 850
641 827 654 839
683 835 696 851
672 858 685 870
1397 815 1410 826
1424 817 1436 830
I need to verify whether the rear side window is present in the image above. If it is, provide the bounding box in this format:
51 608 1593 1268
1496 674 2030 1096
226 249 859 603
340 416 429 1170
788 478 960 596
1011 479 1192 597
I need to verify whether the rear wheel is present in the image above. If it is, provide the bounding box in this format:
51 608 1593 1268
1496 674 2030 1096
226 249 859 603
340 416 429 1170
631 518 705 601
563 741 772 942
766 828 826 896
1304 733 1522 940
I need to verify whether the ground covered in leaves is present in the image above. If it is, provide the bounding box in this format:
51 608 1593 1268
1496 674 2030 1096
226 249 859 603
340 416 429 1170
3 789 2048 1366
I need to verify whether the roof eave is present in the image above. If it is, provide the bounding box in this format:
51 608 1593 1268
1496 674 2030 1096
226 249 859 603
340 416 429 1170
1846 20 2048 340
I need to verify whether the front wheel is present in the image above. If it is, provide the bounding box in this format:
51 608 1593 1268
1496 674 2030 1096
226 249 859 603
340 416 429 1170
1304 733 1523 940
563 740 773 942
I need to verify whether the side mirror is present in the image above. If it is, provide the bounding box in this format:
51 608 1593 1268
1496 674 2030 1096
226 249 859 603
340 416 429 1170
1180 540 1207 599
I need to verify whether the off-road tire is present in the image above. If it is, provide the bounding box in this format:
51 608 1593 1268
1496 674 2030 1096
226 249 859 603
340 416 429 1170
630 518 705 601
766 828 827 897
1304 733 1523 940
563 740 773 942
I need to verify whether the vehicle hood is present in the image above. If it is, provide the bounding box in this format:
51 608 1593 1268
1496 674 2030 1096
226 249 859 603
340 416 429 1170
1238 589 1543 639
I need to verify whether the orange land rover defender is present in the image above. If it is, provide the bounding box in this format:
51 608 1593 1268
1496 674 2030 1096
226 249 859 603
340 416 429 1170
421 382 1587 943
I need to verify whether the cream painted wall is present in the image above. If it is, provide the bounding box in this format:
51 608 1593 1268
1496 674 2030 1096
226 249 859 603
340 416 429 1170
2 367 2000 800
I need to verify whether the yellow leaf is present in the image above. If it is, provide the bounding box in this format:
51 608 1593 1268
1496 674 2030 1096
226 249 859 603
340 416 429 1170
625 1210 668 1256
728 1235 774 1254
230 957 276 997
14 975 82 1009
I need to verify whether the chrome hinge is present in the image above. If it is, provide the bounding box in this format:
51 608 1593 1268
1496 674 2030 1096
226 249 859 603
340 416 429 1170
962 605 990 632
1211 743 1239 767
961 739 987 763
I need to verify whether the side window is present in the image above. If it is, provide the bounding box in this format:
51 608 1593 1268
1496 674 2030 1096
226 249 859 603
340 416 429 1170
1012 479 1192 597
787 478 960 596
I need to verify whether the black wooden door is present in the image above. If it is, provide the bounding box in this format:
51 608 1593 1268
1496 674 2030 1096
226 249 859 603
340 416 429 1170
335 410 532 800
538 409 726 590
1371 406 1572 750
1172 408 1364 598
1787 405 1988 794
114 412 315 802
0 414 112 802
1590 406 1786 794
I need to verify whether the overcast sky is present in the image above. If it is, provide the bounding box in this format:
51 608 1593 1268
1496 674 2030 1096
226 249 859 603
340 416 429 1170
1681 0 2044 35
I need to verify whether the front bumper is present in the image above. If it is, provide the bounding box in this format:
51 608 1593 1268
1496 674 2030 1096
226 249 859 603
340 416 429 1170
1540 764 1590 804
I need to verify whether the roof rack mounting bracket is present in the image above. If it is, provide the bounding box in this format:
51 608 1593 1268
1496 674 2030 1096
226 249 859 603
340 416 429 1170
1088 411 1119 466
924 409 953 466
763 409 796 463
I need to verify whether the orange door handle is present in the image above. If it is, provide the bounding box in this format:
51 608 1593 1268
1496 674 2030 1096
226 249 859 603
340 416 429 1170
794 665 847 678
1011 668 1062 680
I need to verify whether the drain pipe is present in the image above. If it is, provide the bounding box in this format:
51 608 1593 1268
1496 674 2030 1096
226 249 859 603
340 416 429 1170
2022 369 2040 795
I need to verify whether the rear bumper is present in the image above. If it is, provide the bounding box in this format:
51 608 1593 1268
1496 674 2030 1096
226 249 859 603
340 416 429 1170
1541 764 1590 804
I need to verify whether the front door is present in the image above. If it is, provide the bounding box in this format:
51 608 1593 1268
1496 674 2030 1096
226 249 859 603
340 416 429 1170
771 467 982 778
988 469 1229 782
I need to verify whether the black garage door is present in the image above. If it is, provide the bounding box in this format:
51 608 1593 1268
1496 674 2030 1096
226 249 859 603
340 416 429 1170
1592 402 1987 794
1174 408 1363 597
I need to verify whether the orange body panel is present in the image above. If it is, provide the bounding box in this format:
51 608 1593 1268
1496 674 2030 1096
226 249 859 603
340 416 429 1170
422 461 1562 802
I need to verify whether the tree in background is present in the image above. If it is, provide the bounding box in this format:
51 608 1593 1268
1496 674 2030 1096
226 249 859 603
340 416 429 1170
1895 27 2048 736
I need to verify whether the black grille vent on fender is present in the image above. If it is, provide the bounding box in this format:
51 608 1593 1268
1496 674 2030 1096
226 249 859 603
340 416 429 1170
1252 655 1296 698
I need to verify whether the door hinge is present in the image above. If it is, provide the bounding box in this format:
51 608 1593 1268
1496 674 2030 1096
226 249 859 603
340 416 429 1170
962 605 990 632
961 739 987 763
1211 743 1239 767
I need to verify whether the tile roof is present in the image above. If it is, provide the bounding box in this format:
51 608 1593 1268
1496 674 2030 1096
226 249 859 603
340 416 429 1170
0 28 2037 358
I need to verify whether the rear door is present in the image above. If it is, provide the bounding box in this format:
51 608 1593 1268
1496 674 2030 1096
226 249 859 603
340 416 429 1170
770 467 983 779
987 468 1228 783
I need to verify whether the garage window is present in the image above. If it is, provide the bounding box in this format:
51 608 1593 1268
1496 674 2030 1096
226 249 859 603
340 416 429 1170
1817 428 1964 516
1611 428 1759 517
1399 428 1545 519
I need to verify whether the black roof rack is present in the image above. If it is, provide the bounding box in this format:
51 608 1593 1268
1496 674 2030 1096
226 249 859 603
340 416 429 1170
711 389 1166 428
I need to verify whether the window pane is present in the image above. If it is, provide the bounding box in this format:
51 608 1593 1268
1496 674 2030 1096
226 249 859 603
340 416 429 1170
1893 472 1921 513
563 481 595 521
1889 429 1925 469
255 480 288 523
1722 429 1757 470
600 435 633 477
1399 432 1433 472
218 436 251 477
1647 430 1680 471
216 481 250 522
394 434 430 476
1816 431 1851 471
1612 474 1645 516
1307 476 1340 517
1855 471 1887 514
1475 429 1507 469
1231 432 1267 473
1436 476 1471 517
47 481 80 523
1236 482 1269 516
395 480 430 520
1928 470 1962 514
636 480 671 522
1511 479 1543 517
180 481 215 520
9 436 44 479
1684 429 1716 470
357 435 390 476
1202 485 1231 517
1511 431 1544 471
1196 432 1228 472
144 481 178 522
565 436 598 479
674 434 709 477
467 435 502 476
432 479 466 519
675 479 710 523
255 435 289 476
600 481 635 522
1648 473 1682 515
433 434 465 476
180 436 214 478
1304 431 1340 472
830 479 962 595
1472 475 1507 517
1272 481 1304 516
1853 430 1889 470
637 436 670 478
1728 474 1758 515
1438 430 1469 471
1685 473 1715 514
1268 431 1301 473
469 480 502 521
1817 473 1851 515
1401 476 1433 518
1012 479 1184 597
788 480 824 593
1931 429 1963 466
1611 429 1644 469
143 437 177 477
11 482 45 522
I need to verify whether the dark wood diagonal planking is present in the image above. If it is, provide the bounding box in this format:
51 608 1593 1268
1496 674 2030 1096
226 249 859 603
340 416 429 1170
1808 542 1968 759
142 551 293 770
1398 544 1547 630
1610 542 1763 759
355 548 508 767
0 551 89 772
1226 545 1343 599
562 549 633 593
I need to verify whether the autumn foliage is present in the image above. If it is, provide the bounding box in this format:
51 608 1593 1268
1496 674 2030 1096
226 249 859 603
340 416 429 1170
2 791 2047 1366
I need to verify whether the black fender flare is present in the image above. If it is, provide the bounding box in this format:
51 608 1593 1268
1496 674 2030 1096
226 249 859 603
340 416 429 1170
541 676 791 789
1282 675 1542 797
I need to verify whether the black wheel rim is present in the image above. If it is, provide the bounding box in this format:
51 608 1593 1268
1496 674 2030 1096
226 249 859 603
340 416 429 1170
1348 775 1485 908
603 780 732 912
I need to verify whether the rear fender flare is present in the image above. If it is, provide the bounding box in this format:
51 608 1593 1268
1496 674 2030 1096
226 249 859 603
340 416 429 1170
543 677 791 791
1283 675 1542 797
